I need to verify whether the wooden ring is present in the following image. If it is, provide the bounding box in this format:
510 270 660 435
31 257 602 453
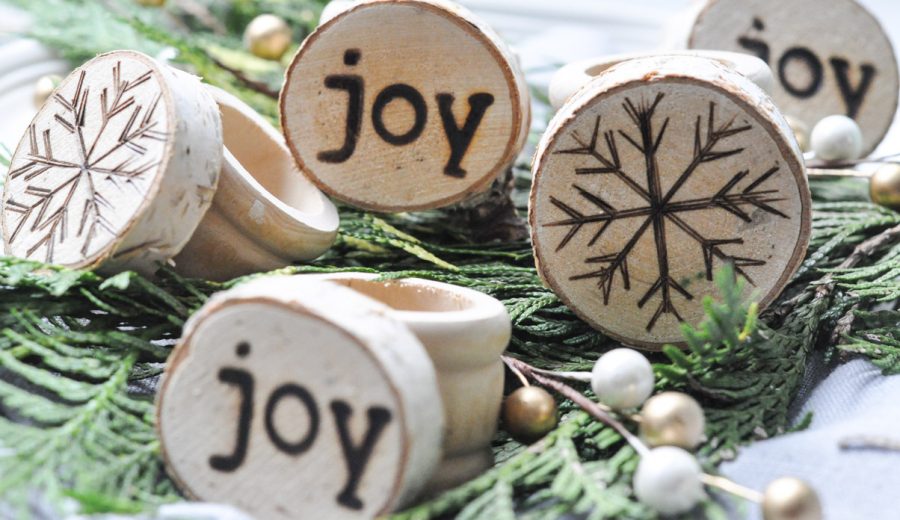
157 276 444 518
531 55 811 349
280 0 530 212
301 272 511 492
2 50 223 274
173 86 339 281
549 51 774 111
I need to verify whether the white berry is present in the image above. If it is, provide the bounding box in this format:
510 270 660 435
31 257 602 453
633 446 705 515
320 0 355 24
591 348 654 409
810 115 863 161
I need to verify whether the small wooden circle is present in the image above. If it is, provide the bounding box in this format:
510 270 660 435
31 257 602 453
2 50 222 274
280 0 529 212
686 0 899 156
530 56 810 349
157 277 443 519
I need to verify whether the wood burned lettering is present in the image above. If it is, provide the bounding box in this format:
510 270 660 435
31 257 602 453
320 49 495 178
211 341 393 511
738 17 876 118
543 93 789 332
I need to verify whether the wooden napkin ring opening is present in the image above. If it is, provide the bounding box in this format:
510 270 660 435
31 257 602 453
174 86 339 281
303 272 512 492
549 50 774 111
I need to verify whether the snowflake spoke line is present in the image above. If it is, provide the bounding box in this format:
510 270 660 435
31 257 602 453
569 215 650 304
557 114 652 203
6 61 167 263
544 93 791 331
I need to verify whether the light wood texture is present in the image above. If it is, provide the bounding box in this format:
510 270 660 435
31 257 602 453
173 86 339 281
304 272 511 492
1 50 222 275
280 0 530 212
685 0 899 156
549 50 774 111
157 276 444 519
530 55 811 349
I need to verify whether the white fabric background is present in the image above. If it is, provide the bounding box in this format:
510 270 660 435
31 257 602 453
721 358 900 519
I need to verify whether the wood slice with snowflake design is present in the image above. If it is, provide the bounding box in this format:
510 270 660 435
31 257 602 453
2 50 223 275
530 56 811 349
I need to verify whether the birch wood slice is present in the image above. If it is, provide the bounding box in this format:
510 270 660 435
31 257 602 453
280 0 530 212
530 56 811 349
1 50 222 275
157 277 444 519
685 0 899 156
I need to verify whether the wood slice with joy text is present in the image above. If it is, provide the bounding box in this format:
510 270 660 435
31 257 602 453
280 0 530 212
157 276 444 519
2 50 222 274
685 0 899 156
530 56 811 349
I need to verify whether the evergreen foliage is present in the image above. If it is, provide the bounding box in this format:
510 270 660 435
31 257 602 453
0 0 898 517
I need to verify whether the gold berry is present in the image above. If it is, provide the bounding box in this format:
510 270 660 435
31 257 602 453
135 0 166 7
784 115 810 152
870 163 900 211
502 386 558 444
33 75 62 108
639 391 705 450
762 477 822 520
244 14 293 61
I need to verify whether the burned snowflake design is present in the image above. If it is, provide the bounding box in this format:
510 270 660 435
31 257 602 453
4 59 167 264
544 93 789 332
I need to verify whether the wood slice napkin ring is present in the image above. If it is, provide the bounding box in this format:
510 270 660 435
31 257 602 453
2 50 222 275
280 0 530 212
157 276 444 519
548 50 774 111
530 55 811 349
173 87 340 281
684 0 899 156
302 272 511 492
